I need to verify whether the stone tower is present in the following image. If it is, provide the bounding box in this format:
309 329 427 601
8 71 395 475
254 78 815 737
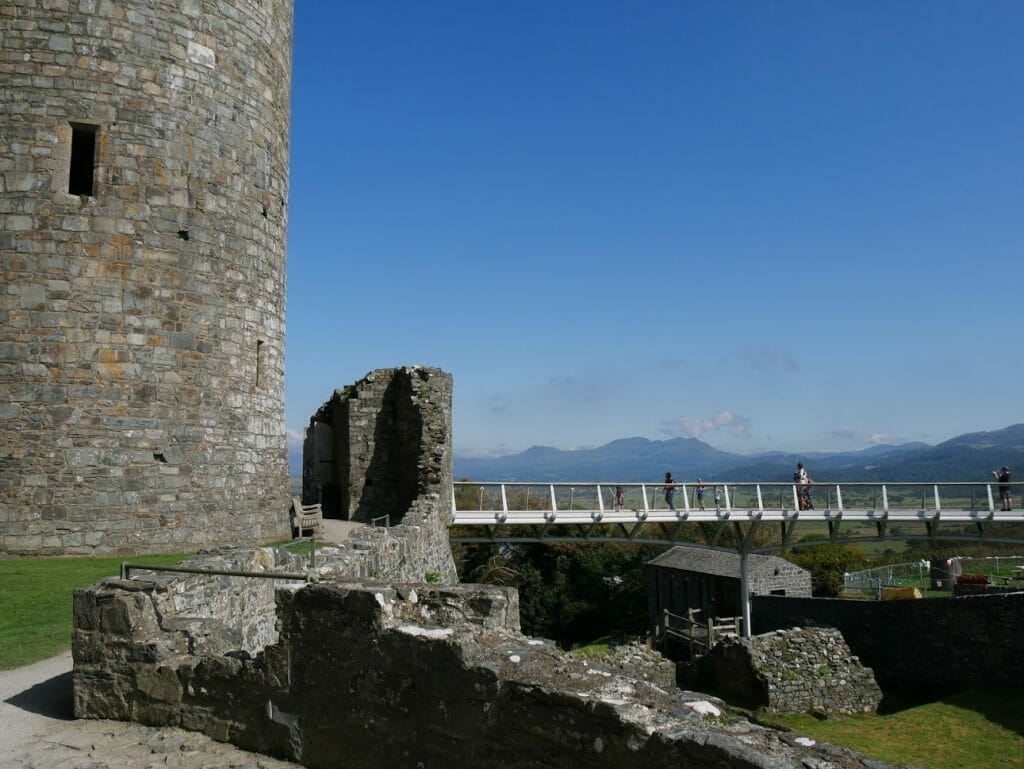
0 0 293 554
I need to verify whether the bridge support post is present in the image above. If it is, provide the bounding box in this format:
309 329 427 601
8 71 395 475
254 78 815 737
739 549 752 638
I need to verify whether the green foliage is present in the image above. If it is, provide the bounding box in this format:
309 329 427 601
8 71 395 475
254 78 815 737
454 541 667 646
0 553 190 669
424 570 441 583
570 638 614 659
783 541 872 597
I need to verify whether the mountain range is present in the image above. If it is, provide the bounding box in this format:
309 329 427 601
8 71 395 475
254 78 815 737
453 424 1024 483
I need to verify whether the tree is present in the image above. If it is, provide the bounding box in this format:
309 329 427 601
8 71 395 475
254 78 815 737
783 539 872 597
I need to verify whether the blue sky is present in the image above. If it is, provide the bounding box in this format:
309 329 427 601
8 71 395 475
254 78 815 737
286 1 1023 459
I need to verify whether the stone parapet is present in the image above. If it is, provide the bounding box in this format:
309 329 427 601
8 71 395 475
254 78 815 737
74 567 903 769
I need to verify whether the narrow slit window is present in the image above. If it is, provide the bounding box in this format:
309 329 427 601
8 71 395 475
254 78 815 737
256 339 265 389
68 123 98 196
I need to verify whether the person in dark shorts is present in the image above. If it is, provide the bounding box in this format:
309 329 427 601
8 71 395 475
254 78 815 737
663 472 677 510
995 466 1012 511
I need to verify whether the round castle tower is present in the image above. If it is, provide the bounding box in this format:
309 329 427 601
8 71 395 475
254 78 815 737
0 0 293 554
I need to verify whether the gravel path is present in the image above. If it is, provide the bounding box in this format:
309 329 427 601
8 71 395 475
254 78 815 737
0 653 302 769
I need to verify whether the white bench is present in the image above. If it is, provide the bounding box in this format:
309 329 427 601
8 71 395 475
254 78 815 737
291 496 323 538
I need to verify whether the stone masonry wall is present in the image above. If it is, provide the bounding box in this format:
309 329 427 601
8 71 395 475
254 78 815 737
754 591 1024 698
305 367 458 582
74 570 904 769
686 627 882 715
0 0 293 554
748 557 812 597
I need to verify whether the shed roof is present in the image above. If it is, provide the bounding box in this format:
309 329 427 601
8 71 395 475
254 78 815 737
648 546 801 579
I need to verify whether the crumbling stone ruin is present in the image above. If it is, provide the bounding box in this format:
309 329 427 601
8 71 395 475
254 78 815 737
74 552 903 769
303 366 458 583
1 0 293 555
684 627 883 715
303 367 453 523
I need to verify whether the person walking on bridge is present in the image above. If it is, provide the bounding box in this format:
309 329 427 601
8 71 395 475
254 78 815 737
795 462 814 510
995 466 1012 511
663 472 677 510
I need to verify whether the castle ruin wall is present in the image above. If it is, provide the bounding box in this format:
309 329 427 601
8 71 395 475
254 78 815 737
684 627 882 715
74 568 900 769
303 366 457 582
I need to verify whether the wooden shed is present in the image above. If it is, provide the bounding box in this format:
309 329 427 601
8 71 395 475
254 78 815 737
648 546 811 623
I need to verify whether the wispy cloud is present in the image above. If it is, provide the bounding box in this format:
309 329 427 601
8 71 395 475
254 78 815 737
286 427 304 450
824 429 898 447
488 396 509 415
741 345 799 373
455 444 518 459
660 410 753 440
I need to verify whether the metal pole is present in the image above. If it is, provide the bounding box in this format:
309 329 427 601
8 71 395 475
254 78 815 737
739 549 752 638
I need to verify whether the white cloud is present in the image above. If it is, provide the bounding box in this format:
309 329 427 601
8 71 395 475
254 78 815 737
660 410 752 440
824 429 899 448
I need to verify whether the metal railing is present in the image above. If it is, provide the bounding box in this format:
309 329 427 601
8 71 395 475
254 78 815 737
844 555 1024 590
452 480 1024 526
120 562 317 582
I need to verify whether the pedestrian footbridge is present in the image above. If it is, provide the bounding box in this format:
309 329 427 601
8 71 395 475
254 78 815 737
450 480 1024 551
450 480 1024 638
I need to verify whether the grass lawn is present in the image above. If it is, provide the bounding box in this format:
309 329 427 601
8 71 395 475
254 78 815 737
759 687 1024 769
0 553 189 670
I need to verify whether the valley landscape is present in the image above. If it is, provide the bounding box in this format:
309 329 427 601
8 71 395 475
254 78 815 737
452 423 1024 483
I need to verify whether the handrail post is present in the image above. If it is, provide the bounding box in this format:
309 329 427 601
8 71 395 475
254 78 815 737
739 549 752 638
500 484 509 516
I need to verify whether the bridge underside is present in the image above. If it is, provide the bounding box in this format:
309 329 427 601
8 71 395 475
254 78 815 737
451 481 1024 554
449 518 1024 555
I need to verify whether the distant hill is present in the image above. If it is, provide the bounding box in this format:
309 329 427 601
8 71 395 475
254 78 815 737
453 424 1024 483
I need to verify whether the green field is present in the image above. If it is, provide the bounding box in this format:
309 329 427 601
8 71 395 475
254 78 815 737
759 688 1024 769
0 553 189 669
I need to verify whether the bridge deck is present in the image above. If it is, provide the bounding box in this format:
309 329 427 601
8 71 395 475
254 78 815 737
451 481 1023 531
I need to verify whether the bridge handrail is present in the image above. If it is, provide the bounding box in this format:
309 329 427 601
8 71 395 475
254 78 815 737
452 480 1022 520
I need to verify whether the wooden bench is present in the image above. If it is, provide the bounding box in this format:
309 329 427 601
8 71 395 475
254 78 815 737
291 497 323 538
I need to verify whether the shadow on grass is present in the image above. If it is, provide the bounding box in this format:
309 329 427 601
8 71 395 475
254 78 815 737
880 686 1024 737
